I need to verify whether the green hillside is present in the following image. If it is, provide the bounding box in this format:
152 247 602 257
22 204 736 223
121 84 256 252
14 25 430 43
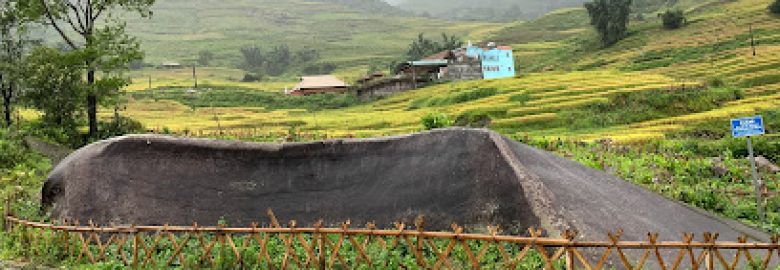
77 0 497 71
396 0 587 21
121 0 780 144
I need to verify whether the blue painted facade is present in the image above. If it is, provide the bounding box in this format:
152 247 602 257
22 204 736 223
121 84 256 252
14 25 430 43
465 46 516 80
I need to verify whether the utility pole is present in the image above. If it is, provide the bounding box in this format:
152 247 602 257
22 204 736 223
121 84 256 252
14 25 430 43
750 24 757 56
148 75 152 90
193 66 198 89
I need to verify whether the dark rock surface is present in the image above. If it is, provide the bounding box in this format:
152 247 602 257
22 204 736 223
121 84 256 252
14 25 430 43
42 128 769 246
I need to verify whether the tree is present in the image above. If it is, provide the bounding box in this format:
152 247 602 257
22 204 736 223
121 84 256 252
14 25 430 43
662 9 685 29
770 0 780 14
584 0 633 46
198 50 214 66
240 46 265 69
406 33 439 60
22 47 86 129
31 0 155 138
439 33 463 52
406 33 463 61
0 0 34 128
295 48 319 64
265 44 291 76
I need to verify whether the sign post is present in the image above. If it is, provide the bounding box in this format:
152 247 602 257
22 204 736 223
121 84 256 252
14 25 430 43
731 115 766 223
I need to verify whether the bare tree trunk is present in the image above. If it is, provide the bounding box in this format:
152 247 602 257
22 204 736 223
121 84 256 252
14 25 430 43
87 69 97 138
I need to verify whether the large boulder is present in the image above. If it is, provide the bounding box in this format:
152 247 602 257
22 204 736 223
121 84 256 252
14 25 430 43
42 128 768 244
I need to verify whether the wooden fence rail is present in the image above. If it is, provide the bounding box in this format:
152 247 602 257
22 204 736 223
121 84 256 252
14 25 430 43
4 210 780 270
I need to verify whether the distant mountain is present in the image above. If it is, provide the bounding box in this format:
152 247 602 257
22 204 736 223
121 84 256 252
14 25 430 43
394 0 588 22
390 0 678 21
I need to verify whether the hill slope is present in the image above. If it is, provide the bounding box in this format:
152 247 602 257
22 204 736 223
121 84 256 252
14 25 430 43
396 0 587 21
120 0 779 143
104 0 496 69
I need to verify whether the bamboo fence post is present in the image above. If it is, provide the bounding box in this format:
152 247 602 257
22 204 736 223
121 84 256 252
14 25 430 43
414 215 426 268
562 230 577 270
132 224 139 267
65 220 73 259
314 220 325 270
705 232 715 270
763 235 779 269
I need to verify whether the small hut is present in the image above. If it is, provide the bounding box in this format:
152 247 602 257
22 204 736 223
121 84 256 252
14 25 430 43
288 75 349 96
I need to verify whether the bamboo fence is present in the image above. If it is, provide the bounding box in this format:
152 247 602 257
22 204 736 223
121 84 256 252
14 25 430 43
4 209 780 270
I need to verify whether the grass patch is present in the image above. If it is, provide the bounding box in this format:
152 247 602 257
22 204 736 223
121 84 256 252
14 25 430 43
130 87 360 112
408 88 498 109
625 30 780 71
508 92 533 104
510 87 744 131
740 74 780 88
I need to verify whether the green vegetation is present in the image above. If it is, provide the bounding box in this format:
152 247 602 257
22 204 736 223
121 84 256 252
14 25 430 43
519 87 745 130
316 0 406 15
771 0 780 13
410 88 498 109
197 50 214 66
584 0 633 46
421 112 452 130
30 0 152 139
0 130 50 223
0 0 31 128
22 48 86 135
238 44 327 77
395 0 587 22
519 136 780 232
662 9 686 29
491 8 591 45
0 223 564 269
3 0 780 267
405 33 464 61
131 86 360 112
115 0 492 74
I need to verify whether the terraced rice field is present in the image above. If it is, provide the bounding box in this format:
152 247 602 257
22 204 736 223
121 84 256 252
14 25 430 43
121 0 780 142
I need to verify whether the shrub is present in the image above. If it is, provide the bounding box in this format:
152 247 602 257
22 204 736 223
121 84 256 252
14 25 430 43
662 10 686 29
509 92 533 104
708 77 725 88
421 113 452 130
770 0 780 14
97 116 146 139
454 113 491 128
242 73 263 82
198 51 214 66
0 132 28 171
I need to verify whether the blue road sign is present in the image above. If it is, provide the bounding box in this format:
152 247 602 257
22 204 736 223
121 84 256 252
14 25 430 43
731 116 765 138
